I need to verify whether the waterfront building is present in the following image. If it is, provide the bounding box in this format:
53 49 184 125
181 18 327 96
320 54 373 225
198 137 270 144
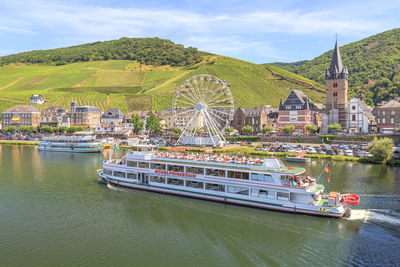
277 90 318 134
40 106 66 127
67 102 101 129
2 105 41 129
325 40 349 130
372 97 400 134
348 97 376 134
231 107 268 134
95 121 124 133
29 94 45 105
101 108 124 123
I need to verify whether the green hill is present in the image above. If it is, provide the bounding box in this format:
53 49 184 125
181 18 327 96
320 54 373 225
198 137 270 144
271 28 400 106
0 39 325 115
0 37 204 67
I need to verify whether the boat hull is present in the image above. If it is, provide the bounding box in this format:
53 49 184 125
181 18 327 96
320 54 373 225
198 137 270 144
98 172 345 218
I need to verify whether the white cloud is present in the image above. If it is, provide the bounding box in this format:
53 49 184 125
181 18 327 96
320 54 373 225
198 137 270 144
0 0 399 61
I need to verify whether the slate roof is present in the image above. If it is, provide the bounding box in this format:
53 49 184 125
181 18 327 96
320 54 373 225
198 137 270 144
3 105 40 113
326 40 349 79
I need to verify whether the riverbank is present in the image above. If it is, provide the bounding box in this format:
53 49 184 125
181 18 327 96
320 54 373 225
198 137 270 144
158 145 400 166
0 140 38 146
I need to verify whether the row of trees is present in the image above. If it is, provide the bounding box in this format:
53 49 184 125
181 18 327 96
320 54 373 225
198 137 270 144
2 126 86 133
0 37 204 67
224 124 327 135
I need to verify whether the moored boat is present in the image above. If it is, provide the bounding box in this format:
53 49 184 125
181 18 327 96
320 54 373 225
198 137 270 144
39 136 103 153
98 151 359 217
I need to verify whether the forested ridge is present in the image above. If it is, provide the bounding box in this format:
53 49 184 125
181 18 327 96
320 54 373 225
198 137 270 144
0 37 206 67
271 28 400 106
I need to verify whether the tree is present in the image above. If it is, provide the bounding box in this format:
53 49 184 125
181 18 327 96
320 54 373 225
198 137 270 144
19 126 35 133
261 126 274 134
224 127 234 134
282 125 295 134
131 114 144 134
146 113 162 133
328 123 342 132
58 126 68 133
3 126 18 133
242 126 254 135
40 126 54 133
305 124 318 134
173 127 182 135
367 137 394 164
67 126 85 133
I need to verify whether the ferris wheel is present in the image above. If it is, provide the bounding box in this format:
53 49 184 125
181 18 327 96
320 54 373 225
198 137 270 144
173 74 234 146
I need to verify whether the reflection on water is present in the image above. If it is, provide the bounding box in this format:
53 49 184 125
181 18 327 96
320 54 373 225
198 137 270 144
0 146 399 266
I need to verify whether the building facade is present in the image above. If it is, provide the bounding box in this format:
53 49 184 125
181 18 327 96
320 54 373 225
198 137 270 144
2 105 41 129
101 108 124 123
277 90 318 134
68 102 101 128
40 106 66 127
325 40 349 130
372 98 400 134
231 107 268 133
29 94 45 105
348 97 375 134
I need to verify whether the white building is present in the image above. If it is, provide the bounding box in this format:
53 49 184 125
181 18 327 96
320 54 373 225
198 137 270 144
29 94 45 105
95 121 124 133
348 97 375 134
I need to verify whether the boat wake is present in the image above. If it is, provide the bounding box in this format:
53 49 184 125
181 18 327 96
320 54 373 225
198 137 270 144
348 209 400 226
107 183 129 192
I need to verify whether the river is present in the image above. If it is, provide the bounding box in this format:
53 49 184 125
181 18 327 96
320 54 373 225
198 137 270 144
0 145 399 266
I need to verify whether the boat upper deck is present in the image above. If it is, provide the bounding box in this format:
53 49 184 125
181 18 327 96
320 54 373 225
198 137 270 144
126 151 305 175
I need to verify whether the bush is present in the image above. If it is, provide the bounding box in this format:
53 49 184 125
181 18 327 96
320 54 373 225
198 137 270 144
367 137 394 164
67 126 86 133
282 125 295 134
225 136 261 142
3 126 18 133
328 123 342 132
320 135 336 144
40 126 54 133
19 126 36 133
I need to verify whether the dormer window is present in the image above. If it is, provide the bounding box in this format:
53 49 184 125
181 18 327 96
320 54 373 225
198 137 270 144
333 83 338 88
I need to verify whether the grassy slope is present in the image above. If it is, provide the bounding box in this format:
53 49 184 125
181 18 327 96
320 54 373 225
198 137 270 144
0 57 325 114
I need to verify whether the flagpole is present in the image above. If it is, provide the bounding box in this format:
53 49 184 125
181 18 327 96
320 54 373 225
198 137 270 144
316 162 329 183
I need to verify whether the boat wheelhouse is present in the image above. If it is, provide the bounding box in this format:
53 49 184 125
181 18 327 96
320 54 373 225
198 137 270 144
98 152 359 217
39 136 103 153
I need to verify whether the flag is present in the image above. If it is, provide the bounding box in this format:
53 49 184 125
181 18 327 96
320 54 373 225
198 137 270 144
324 163 331 183
114 144 120 151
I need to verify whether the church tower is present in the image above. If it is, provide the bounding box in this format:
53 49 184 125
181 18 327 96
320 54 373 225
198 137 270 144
325 40 349 129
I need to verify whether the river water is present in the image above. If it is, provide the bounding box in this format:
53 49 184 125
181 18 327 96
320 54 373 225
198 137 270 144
0 145 399 266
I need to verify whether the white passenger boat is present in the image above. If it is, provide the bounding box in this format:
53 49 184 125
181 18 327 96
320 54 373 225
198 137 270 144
97 152 360 218
39 136 103 152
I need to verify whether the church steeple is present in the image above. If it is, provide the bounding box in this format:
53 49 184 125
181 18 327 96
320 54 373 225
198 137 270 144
326 40 348 80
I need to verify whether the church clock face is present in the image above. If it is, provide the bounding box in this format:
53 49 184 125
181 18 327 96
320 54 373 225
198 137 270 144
352 106 356 110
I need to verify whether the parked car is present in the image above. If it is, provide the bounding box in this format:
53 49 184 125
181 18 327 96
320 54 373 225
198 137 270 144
327 150 336 155
345 150 353 157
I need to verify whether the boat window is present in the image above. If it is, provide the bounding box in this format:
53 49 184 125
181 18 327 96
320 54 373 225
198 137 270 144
187 166 204 175
258 190 268 198
113 171 126 178
167 178 184 186
168 165 184 172
150 163 166 170
127 173 137 179
127 161 137 167
227 171 249 180
227 186 249 195
205 183 225 192
104 169 112 175
251 173 274 183
206 168 226 177
138 162 149 169
150 175 166 184
186 180 204 189
277 192 289 201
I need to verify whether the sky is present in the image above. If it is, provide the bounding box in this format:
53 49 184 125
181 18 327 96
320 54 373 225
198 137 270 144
0 0 399 63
